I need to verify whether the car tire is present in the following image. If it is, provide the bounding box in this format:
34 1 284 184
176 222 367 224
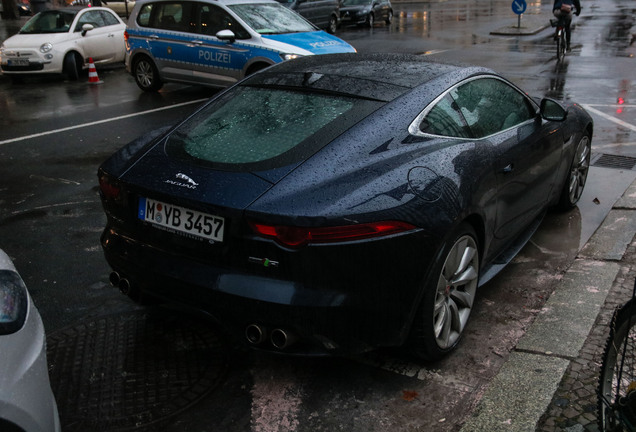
385 10 393 24
366 13 374 27
133 55 163 92
556 131 591 210
410 222 480 361
327 15 338 34
63 52 81 81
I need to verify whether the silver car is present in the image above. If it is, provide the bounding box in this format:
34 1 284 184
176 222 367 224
0 248 60 432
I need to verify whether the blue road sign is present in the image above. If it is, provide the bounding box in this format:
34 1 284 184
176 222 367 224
512 0 527 15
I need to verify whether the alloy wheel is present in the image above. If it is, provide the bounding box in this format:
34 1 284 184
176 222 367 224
568 135 591 205
433 234 479 349
136 60 154 89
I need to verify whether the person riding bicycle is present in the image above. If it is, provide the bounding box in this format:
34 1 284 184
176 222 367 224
553 0 581 51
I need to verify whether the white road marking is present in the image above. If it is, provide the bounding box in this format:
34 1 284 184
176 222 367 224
580 104 636 132
29 174 80 185
0 99 208 146
584 104 636 108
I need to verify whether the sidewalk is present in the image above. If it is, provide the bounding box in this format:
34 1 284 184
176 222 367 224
489 15 551 36
460 179 636 432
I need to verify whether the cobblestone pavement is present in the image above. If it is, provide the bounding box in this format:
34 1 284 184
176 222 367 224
537 236 636 432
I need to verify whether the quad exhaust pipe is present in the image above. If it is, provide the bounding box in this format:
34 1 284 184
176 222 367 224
270 328 298 350
109 271 132 295
245 324 298 350
245 324 268 345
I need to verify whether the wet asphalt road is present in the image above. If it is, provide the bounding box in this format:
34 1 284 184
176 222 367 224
0 0 635 430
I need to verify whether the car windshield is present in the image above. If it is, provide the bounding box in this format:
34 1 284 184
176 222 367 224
19 10 77 34
228 3 315 34
341 0 371 5
166 86 378 170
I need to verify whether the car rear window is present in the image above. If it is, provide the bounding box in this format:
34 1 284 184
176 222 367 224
165 86 380 171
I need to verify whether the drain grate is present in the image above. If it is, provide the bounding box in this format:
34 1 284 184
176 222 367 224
46 309 228 432
592 153 636 170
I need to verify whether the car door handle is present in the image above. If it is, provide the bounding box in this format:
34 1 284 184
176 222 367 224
501 163 514 173
190 40 204 45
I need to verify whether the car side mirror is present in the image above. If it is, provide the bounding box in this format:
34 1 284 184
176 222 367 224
216 29 236 43
81 23 94 36
540 98 567 121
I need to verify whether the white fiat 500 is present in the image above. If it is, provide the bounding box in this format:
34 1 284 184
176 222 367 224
0 6 126 80
0 248 60 432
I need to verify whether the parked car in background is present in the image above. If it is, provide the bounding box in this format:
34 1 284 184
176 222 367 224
124 0 356 92
0 6 126 80
274 0 339 33
104 0 135 17
339 0 392 27
0 248 60 432
98 53 593 361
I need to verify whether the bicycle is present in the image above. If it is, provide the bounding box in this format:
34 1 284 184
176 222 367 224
550 16 568 62
598 279 636 431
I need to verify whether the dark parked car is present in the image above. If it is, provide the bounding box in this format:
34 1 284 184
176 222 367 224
98 53 593 361
339 0 392 27
275 0 340 34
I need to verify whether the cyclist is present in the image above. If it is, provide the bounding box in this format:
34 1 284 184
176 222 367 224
553 0 582 51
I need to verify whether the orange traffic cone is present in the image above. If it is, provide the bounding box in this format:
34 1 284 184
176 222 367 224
88 58 103 85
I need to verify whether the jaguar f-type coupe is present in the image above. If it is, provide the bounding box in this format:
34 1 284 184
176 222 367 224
98 53 593 360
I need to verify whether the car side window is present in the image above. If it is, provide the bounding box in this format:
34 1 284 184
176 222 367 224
100 10 121 26
419 94 471 138
196 3 249 39
450 78 536 138
75 10 107 31
137 3 154 26
149 2 193 32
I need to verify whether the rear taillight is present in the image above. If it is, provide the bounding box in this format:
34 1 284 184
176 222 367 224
123 30 129 42
249 220 416 248
98 175 121 200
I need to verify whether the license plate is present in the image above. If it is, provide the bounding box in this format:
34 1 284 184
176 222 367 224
8 59 29 66
138 197 224 242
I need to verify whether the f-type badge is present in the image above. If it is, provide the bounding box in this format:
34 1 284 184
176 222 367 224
249 257 279 268
165 173 199 189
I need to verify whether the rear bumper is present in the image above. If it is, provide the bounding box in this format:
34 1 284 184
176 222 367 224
101 226 434 356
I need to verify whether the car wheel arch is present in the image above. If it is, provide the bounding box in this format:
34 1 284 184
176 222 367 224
131 54 163 92
245 61 273 76
406 214 485 321
463 214 485 260
408 219 482 360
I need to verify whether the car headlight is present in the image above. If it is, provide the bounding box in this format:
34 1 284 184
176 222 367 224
0 270 28 335
281 53 303 61
40 43 53 53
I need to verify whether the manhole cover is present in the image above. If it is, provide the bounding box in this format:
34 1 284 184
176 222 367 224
46 308 228 431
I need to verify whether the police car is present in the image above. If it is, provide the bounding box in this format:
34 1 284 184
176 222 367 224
124 0 356 91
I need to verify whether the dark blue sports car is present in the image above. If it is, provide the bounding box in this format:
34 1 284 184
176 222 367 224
98 53 593 361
